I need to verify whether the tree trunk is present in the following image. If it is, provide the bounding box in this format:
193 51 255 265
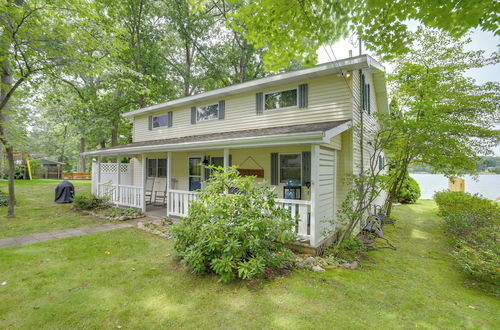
79 137 86 172
0 58 16 217
111 118 118 147
99 140 106 149
5 145 15 217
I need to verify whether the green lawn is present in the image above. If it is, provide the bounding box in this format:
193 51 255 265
0 179 104 238
0 199 498 329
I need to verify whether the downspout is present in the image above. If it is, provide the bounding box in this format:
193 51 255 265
358 39 364 174
359 68 364 174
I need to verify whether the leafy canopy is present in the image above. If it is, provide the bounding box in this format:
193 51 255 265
232 0 499 70
384 29 500 177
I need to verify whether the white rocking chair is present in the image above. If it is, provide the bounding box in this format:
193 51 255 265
145 177 155 205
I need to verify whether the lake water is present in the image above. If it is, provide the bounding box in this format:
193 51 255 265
410 174 500 200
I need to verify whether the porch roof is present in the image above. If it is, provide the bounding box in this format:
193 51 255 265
82 120 351 157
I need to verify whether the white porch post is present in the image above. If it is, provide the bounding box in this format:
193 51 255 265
310 145 319 247
223 148 230 168
97 156 102 196
116 155 121 205
141 155 147 213
166 151 172 217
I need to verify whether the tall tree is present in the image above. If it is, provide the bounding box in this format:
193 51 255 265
0 0 91 216
232 0 499 70
382 29 500 216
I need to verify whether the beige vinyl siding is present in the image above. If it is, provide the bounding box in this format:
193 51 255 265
321 134 342 150
132 75 352 142
350 70 387 211
131 156 142 186
335 129 353 211
313 146 336 245
351 70 362 175
351 69 382 174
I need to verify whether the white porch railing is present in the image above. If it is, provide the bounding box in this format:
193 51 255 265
97 183 144 209
94 184 311 242
275 198 312 241
168 189 198 217
165 190 311 241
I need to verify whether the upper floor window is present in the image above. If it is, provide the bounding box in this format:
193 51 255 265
149 111 172 130
264 88 298 110
152 114 170 128
197 103 219 122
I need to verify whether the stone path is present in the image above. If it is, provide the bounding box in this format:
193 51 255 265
0 218 153 249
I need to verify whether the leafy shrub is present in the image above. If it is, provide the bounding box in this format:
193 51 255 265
100 207 142 218
172 167 296 282
73 193 109 211
0 191 8 206
434 191 495 217
396 175 421 204
325 236 366 262
434 191 499 291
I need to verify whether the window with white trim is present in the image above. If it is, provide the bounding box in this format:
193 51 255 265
279 153 302 183
265 88 298 110
196 103 219 122
147 158 167 178
188 156 202 191
152 114 170 128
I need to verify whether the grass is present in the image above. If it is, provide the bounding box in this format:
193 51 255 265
0 199 498 329
0 179 104 238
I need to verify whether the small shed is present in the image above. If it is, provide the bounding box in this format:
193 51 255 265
39 159 64 179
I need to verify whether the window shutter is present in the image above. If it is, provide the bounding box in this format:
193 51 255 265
168 111 173 127
256 92 263 115
148 116 152 130
191 106 196 124
218 100 225 119
302 151 311 186
367 84 371 115
361 74 366 111
270 153 278 185
229 154 232 167
298 84 308 108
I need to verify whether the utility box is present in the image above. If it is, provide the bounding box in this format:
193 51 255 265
448 177 465 192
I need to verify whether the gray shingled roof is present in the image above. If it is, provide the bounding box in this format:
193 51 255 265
89 120 349 153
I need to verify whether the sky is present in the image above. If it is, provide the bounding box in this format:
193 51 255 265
316 28 500 155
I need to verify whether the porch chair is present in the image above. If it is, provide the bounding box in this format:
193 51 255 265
153 178 176 206
145 177 155 205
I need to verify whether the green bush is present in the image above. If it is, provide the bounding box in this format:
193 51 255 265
434 191 495 217
172 167 297 282
396 175 421 204
325 236 366 262
0 190 8 206
434 191 499 291
100 207 142 218
73 193 109 211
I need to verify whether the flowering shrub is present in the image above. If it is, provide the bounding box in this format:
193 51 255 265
172 167 296 282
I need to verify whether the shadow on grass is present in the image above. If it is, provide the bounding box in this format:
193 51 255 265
1 201 499 328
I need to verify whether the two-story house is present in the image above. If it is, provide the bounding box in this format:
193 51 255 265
83 54 388 251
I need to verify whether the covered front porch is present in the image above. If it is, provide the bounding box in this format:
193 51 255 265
85 121 350 247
